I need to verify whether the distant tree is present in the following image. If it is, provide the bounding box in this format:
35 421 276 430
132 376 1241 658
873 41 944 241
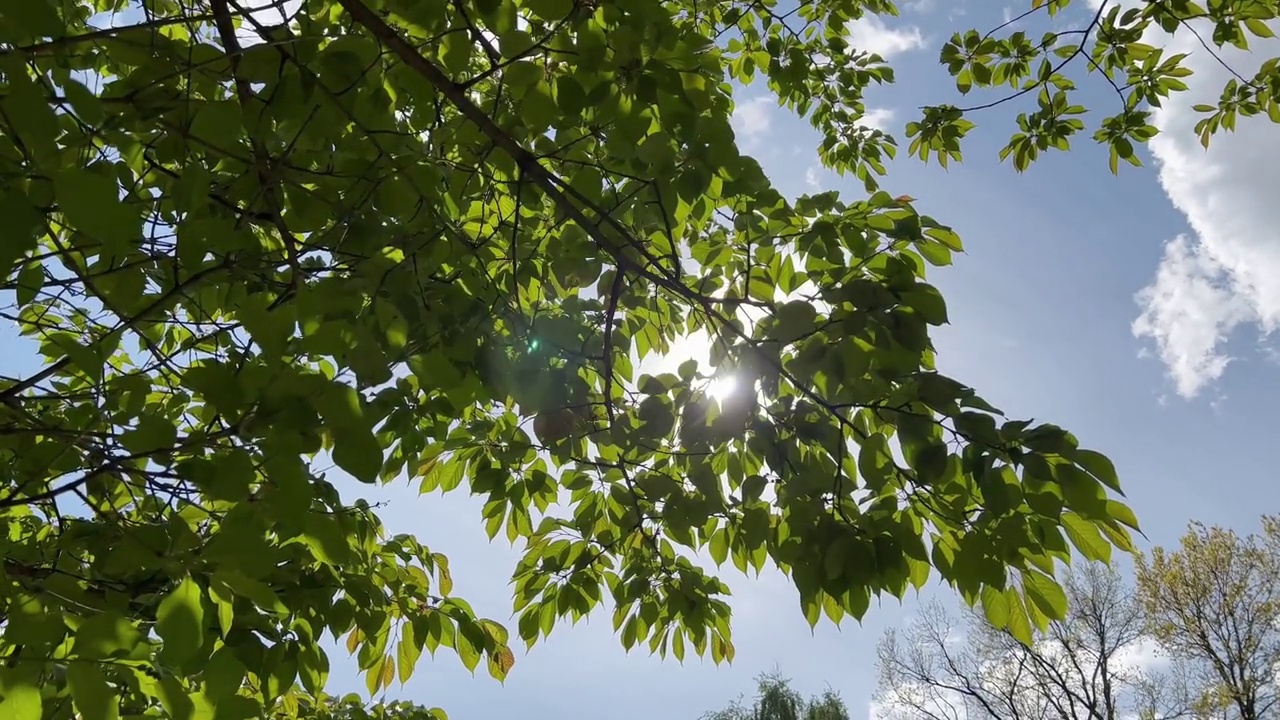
703 673 851 720
1136 517 1280 720
874 563 1196 720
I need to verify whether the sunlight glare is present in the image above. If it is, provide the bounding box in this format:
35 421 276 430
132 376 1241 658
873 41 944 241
643 329 742 402
707 374 738 401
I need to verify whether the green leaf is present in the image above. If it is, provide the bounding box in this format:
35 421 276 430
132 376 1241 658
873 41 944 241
189 100 243 147
298 644 329 695
441 32 473 74
1 62 59 157
1063 512 1111 562
980 585 1008 628
0 666 42 720
0 191 43 278
709 528 729 566
774 301 819 341
1021 569 1068 619
455 627 481 672
1005 588 1034 646
302 512 354 566
398 623 422 684
156 576 206 666
316 383 383 483
120 415 178 455
212 570 287 613
1245 18 1275 38
3 0 65 37
155 675 213 720
1073 448 1122 492
15 260 43 306
264 644 298 701
73 613 146 660
53 168 140 253
67 662 119 720
1106 500 1141 531
487 646 515 681
202 647 246 701
208 582 236 638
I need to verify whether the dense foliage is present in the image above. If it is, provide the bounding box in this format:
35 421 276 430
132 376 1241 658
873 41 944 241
3 0 1277 717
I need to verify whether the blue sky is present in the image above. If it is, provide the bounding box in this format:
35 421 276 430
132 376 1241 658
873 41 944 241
4 0 1279 717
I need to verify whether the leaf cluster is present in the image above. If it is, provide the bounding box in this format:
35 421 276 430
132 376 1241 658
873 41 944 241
918 0 1280 172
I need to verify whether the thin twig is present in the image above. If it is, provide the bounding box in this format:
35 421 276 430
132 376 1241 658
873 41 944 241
212 0 303 291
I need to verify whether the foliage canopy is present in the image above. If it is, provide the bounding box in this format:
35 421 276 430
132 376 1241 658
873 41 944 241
6 0 1277 716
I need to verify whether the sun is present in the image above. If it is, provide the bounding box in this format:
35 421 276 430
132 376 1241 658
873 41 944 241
707 374 738 401
643 329 742 402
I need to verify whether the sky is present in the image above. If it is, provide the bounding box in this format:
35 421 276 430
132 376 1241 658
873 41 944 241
3 0 1280 718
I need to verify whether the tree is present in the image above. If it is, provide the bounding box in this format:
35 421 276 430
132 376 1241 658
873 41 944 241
702 673 851 720
9 0 1278 716
1136 517 1280 720
874 562 1197 720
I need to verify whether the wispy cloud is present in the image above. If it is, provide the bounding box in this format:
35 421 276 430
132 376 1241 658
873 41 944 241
730 96 775 146
900 0 938 14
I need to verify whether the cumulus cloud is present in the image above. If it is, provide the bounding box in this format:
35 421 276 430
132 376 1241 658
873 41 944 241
861 107 896 131
847 16 925 58
1133 236 1250 397
1112 637 1167 672
1130 27 1280 397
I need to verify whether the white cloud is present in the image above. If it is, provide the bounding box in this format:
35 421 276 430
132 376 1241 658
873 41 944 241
861 107 895 131
731 96 775 144
805 167 821 189
846 16 925 58
1132 236 1249 397
1131 26 1280 397
1112 637 1167 672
